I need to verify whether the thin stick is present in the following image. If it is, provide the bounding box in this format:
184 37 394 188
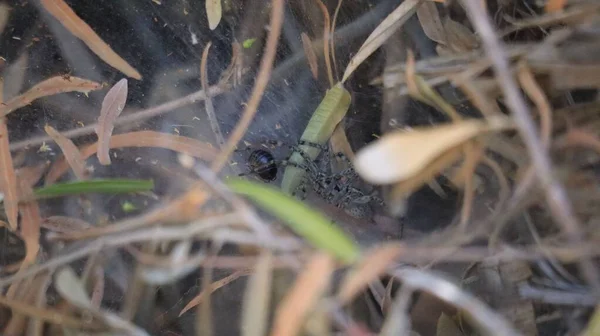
460 0 600 291
9 85 226 152
315 0 334 87
210 0 285 172
201 42 226 147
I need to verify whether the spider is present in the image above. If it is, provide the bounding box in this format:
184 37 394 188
239 140 383 219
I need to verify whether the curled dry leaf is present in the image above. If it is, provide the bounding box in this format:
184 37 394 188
0 76 102 118
40 0 142 79
45 131 217 185
337 244 403 305
342 0 424 82
270 253 335 336
44 125 88 180
206 0 222 30
354 117 512 184
95 78 128 165
301 32 319 80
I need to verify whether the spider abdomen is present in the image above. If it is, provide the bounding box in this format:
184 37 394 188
247 149 278 182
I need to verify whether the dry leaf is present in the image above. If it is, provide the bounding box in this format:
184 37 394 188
44 125 88 180
270 253 334 336
342 0 423 82
45 131 217 185
206 0 222 30
16 163 49 191
0 76 102 118
417 2 447 45
95 78 128 165
443 18 479 52
40 0 142 79
179 269 251 316
337 244 403 304
301 32 319 80
90 266 105 308
241 253 273 336
436 313 464 336
42 216 92 233
354 117 511 184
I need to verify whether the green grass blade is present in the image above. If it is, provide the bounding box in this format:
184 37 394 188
281 83 351 194
34 179 154 199
227 178 360 264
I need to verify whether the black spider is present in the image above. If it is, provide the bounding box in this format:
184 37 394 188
245 149 278 182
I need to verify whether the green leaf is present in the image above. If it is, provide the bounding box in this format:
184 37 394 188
281 83 351 194
243 38 257 49
34 179 154 199
226 178 360 264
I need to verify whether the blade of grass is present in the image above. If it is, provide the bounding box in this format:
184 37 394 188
227 178 360 264
241 252 272 336
34 179 154 199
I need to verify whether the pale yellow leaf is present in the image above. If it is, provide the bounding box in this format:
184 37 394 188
342 0 424 82
206 0 222 30
40 0 142 79
354 117 512 184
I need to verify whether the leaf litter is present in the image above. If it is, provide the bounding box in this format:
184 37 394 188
4 1 600 335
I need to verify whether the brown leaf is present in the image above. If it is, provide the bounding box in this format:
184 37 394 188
443 18 479 52
206 0 222 30
95 78 128 165
42 216 92 234
45 131 218 185
40 0 142 79
342 0 424 82
179 268 251 316
16 163 49 191
270 253 334 336
90 266 105 308
44 125 88 180
416 2 447 45
0 76 102 118
301 32 319 80
337 244 403 304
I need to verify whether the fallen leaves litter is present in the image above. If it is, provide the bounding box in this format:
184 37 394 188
96 78 128 165
40 0 142 79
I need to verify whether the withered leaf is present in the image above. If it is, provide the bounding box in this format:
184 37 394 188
95 78 128 165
